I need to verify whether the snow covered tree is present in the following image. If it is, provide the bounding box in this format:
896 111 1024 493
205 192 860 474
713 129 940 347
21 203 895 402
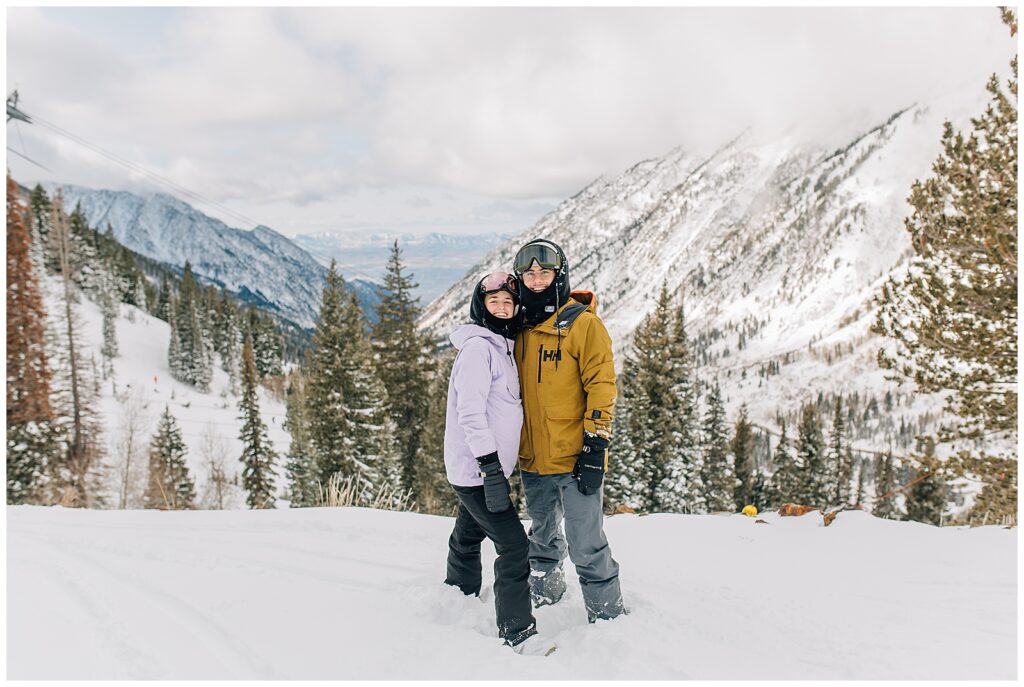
198 426 236 510
99 271 120 378
611 286 675 511
283 370 318 508
48 193 107 508
239 335 277 509
337 288 402 501
246 308 283 379
796 404 827 508
656 299 704 513
156 275 173 322
144 407 195 510
826 397 853 507
730 404 755 510
767 421 800 507
413 348 458 516
874 8 1017 520
700 382 735 512
7 175 58 504
305 263 401 501
26 183 54 276
372 241 432 500
111 386 151 509
170 262 213 391
306 263 353 484
852 455 868 508
872 451 901 520
905 438 947 525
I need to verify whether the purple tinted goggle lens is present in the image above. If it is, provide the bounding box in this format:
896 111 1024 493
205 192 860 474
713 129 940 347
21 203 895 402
480 271 518 294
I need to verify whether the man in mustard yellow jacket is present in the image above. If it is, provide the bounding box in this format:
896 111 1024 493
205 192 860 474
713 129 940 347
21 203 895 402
512 239 625 623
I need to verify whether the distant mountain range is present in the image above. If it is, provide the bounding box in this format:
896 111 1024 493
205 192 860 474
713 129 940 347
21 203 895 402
44 184 379 328
293 231 513 305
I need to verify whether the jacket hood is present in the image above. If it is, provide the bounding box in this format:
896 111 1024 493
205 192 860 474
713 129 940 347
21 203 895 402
449 323 515 350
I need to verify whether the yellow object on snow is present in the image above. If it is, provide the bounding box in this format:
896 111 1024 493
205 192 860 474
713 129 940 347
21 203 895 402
741 505 758 517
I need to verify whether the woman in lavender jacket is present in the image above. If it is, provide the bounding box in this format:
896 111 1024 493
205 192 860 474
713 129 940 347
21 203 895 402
443 272 553 655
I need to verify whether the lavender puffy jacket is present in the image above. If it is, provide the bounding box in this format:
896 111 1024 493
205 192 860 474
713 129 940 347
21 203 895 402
443 324 523 487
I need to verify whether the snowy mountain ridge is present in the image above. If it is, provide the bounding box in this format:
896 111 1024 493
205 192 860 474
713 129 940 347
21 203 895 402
420 85 994 455
42 184 376 328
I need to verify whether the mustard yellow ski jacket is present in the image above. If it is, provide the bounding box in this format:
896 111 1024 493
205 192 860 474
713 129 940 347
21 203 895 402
514 291 616 475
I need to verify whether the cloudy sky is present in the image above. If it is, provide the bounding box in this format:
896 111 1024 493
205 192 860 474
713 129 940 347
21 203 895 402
5 6 1015 238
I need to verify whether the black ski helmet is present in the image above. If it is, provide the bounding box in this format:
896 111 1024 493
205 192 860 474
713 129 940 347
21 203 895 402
513 239 571 323
469 271 522 338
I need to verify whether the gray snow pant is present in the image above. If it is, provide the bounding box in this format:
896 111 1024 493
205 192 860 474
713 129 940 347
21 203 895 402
520 470 625 622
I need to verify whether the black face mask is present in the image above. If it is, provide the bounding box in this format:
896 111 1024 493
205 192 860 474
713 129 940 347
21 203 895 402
520 279 561 326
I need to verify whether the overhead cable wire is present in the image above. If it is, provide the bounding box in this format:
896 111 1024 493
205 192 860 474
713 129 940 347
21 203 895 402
6 146 50 171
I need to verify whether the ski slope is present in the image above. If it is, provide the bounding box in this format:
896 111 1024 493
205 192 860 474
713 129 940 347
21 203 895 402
6 505 1016 680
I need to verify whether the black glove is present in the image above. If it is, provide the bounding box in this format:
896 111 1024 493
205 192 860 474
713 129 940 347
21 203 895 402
476 452 512 513
573 432 609 495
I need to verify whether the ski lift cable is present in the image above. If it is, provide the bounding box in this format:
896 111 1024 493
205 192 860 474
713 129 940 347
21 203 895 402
6 146 50 171
30 114 262 229
28 114 384 285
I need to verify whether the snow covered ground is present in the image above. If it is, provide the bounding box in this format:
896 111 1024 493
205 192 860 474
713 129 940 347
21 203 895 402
6 505 1016 680
41 276 292 508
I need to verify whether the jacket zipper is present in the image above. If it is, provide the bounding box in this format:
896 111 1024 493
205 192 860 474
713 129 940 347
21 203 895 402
537 344 543 384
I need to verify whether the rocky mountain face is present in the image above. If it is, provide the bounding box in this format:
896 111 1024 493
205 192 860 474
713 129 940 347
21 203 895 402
46 184 378 328
421 86 992 456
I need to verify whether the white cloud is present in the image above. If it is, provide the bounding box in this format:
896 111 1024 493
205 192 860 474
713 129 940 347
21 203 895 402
5 6 1015 236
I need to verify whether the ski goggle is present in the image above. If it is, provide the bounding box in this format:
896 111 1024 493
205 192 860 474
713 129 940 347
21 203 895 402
513 243 562 274
479 271 519 297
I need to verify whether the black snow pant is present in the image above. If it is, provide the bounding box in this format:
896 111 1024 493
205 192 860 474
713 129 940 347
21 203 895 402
445 485 537 646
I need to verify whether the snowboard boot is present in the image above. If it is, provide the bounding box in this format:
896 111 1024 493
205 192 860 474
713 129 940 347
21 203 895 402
508 632 557 657
529 565 566 608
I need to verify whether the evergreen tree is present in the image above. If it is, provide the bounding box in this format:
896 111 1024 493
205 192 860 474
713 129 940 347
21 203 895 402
607 374 644 510
372 241 432 500
100 271 120 378
904 438 947 525
7 175 58 504
65 204 102 294
156 275 173 322
656 299 704 513
767 421 799 507
27 183 55 275
853 455 868 508
730 404 755 510
611 286 674 511
872 451 900 520
700 382 735 512
239 335 277 509
873 9 1017 519
170 262 213 391
283 370 318 507
337 288 402 501
305 263 401 500
306 263 353 485
144 407 195 510
750 468 769 512
246 308 283 379
413 348 459 515
796 404 827 508
826 397 853 507
48 194 107 508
